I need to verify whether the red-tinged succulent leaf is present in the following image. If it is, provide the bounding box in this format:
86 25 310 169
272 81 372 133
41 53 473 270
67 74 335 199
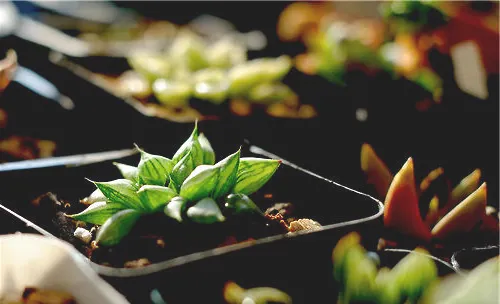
432 183 487 240
479 214 500 233
361 143 394 199
384 157 432 242
424 195 440 228
419 167 450 205
439 169 481 219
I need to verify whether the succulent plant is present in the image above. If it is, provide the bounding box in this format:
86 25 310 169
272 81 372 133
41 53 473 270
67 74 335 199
68 123 280 246
361 143 499 243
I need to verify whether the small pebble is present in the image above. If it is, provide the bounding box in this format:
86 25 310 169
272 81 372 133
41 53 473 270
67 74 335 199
124 258 151 268
73 227 92 244
75 221 87 228
156 238 166 248
356 108 368 122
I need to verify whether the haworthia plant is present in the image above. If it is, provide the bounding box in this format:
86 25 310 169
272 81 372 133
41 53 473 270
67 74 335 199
67 123 281 246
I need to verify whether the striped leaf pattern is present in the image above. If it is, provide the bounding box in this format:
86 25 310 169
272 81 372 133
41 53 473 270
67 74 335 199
233 157 281 195
198 132 216 165
212 149 240 200
170 150 197 192
137 150 174 186
93 179 142 210
95 209 142 246
69 201 127 225
72 123 281 247
137 185 177 212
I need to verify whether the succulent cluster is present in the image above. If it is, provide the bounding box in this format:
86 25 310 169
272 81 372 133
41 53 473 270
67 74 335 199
277 2 444 102
121 30 295 107
361 143 498 243
333 232 438 304
68 123 280 246
223 232 500 304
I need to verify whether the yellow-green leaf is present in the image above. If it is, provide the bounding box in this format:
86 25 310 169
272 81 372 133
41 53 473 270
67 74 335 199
170 150 196 192
95 209 142 246
68 201 126 225
180 164 219 201
137 148 174 186
233 158 281 195
186 197 225 224
198 133 215 165
92 179 142 210
172 123 204 166
164 196 187 222
113 162 138 182
137 185 177 212
212 149 240 200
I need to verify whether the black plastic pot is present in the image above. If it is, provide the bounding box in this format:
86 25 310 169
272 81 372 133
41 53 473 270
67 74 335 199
104 234 458 304
451 245 499 273
0 141 383 303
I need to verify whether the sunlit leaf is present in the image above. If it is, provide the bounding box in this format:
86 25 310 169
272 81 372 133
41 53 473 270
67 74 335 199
68 201 126 225
172 122 203 167
95 209 142 246
179 164 219 201
233 158 281 195
91 179 142 210
113 162 138 183
186 197 225 224
137 147 174 186
137 185 177 212
198 133 215 165
212 149 240 200
164 196 187 222
170 150 197 192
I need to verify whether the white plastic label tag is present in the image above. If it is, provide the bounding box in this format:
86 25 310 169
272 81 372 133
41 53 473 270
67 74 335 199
450 41 488 100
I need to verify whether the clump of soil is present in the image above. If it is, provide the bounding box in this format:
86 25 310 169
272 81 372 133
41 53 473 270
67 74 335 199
30 192 313 268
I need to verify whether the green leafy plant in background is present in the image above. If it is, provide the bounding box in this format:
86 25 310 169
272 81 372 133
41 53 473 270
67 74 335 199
67 122 281 246
306 20 444 102
333 232 438 304
125 30 295 107
379 0 449 34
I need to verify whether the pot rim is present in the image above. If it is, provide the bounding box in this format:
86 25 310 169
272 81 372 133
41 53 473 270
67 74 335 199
0 144 384 278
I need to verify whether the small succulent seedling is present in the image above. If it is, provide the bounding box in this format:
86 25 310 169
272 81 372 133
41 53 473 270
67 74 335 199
332 232 438 304
68 122 281 246
361 143 498 243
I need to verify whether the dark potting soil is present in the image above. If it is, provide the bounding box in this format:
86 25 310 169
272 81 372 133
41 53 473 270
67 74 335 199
30 191 308 268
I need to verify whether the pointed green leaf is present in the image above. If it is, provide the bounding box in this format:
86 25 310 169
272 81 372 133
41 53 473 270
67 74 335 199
343 248 378 302
180 164 219 201
113 162 138 182
168 176 180 192
83 188 109 204
137 185 177 212
170 150 196 192
390 248 438 302
233 158 281 195
172 123 204 167
186 197 225 224
228 56 292 96
224 193 262 216
137 148 174 186
198 133 215 165
247 82 294 104
92 179 142 210
164 196 187 222
212 149 240 200
68 201 126 225
95 209 142 246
